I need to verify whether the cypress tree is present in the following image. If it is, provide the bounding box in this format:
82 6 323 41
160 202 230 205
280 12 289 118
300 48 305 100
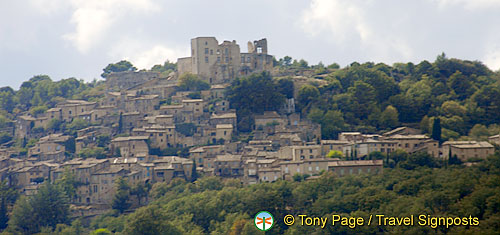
431 117 441 142
191 160 198 183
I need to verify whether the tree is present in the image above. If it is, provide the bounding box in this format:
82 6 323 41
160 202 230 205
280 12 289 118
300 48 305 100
326 150 343 158
226 72 285 132
297 85 319 111
431 117 442 142
8 183 69 234
0 180 17 230
91 228 113 235
55 170 79 201
276 78 294 99
101 60 137 78
191 160 198 183
380 105 399 129
123 206 181 235
177 73 210 91
112 177 131 214
175 123 196 137
118 112 123 133
130 183 148 206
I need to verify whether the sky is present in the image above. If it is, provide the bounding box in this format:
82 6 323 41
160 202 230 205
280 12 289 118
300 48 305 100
1 0 500 89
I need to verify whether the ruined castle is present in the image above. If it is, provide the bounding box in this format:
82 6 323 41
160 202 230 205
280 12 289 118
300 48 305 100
177 37 274 84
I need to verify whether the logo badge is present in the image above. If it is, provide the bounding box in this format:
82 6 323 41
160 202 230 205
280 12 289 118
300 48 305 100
254 211 274 231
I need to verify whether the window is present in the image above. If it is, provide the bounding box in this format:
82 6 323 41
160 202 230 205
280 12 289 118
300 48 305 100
340 169 344 175
308 166 312 171
205 48 209 54
309 149 313 153
216 49 220 55
285 167 288 173
358 169 362 174
210 49 213 55
349 169 353 175
157 172 164 177
205 56 209 63
225 57 229 62
316 166 319 171
225 48 228 54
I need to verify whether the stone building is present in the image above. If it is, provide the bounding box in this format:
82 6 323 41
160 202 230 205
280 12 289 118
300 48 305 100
177 37 273 84
442 141 494 160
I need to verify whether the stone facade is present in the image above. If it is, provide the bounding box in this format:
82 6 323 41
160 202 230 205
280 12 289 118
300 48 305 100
177 37 273 84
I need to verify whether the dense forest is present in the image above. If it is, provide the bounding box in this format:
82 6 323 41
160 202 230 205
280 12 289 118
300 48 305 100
0 55 499 234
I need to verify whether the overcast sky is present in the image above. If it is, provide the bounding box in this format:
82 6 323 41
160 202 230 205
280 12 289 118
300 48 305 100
1 0 500 89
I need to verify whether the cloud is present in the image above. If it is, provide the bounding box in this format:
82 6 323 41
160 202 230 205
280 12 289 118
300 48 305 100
432 0 500 10
108 39 187 70
299 0 414 62
300 0 369 43
60 0 158 53
484 49 500 71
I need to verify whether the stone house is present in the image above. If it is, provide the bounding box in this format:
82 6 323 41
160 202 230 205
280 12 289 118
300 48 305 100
214 154 243 178
280 158 332 180
14 115 35 139
320 140 350 156
442 141 495 160
124 95 160 114
328 160 383 176
254 111 286 129
489 134 500 146
57 100 96 122
111 136 149 158
384 134 432 153
28 134 71 162
152 156 193 182
209 112 237 127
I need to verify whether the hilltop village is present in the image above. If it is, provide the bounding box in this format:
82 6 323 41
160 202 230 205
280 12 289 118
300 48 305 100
0 37 498 214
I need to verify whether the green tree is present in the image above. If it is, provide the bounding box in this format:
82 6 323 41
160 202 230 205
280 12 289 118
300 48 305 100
297 85 319 112
380 105 399 129
9 183 69 234
431 117 442 142
123 206 181 235
226 72 285 132
178 73 210 91
112 177 131 214
130 183 148 206
191 159 198 183
326 150 343 158
55 170 79 201
0 87 15 113
101 60 137 78
91 228 113 235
